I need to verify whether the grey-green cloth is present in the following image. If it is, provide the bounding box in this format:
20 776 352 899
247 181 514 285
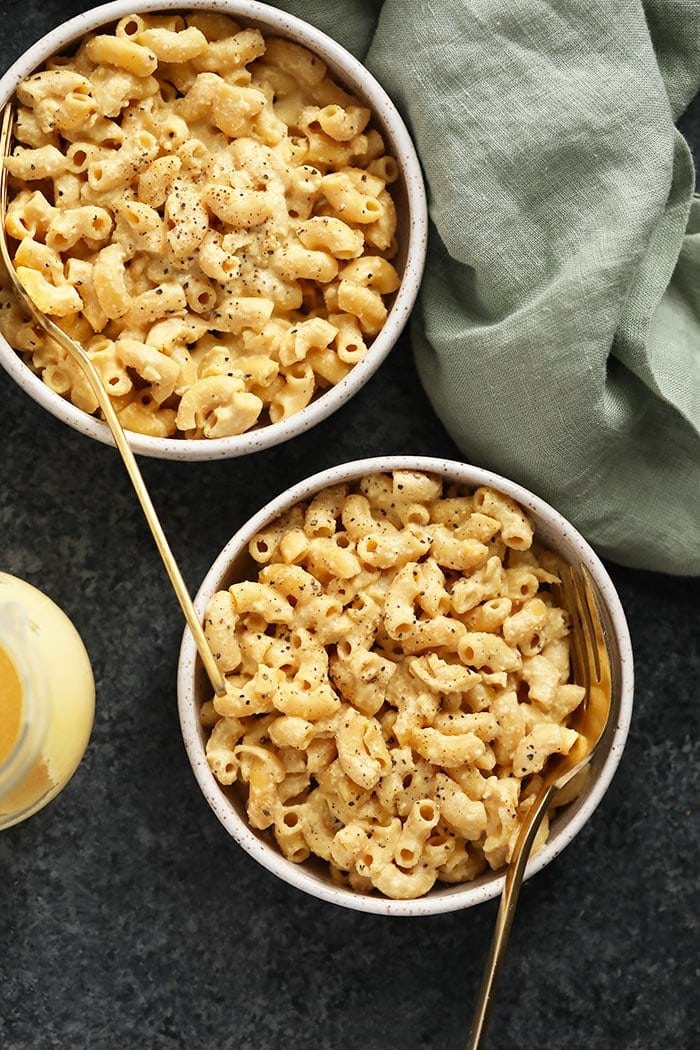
279 0 700 575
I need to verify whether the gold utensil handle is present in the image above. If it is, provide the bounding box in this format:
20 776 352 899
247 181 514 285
466 783 556 1049
0 102 225 699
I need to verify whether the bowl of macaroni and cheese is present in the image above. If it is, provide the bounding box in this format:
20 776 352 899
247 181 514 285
0 2 427 460
177 457 634 915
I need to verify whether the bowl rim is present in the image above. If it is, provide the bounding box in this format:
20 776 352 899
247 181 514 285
0 0 428 461
177 455 635 916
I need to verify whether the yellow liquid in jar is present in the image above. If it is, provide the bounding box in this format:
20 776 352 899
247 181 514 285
0 642 53 814
0 644 23 763
0 573 94 826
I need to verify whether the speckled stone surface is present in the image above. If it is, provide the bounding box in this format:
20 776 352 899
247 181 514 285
1 4 699 1049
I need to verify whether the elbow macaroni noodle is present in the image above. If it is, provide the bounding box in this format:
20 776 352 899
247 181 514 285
202 472 585 900
1 13 401 439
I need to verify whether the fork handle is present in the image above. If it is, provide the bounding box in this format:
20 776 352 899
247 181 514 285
466 782 558 1050
60 336 227 700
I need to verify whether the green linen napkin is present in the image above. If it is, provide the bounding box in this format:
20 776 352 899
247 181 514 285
279 0 700 575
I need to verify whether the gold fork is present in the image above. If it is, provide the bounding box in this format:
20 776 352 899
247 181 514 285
0 100 225 699
466 561 617 1049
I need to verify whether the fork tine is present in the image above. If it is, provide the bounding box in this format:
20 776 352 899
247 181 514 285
0 104 13 245
0 104 23 293
581 566 608 683
571 563 612 744
558 562 589 696
575 566 602 683
0 102 13 203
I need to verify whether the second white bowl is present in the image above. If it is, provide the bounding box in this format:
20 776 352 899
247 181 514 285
177 456 634 916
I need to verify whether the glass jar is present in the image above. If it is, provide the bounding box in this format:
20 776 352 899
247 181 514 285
0 572 95 830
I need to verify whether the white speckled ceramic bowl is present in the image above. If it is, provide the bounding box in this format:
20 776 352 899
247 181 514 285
178 456 634 916
0 1 427 460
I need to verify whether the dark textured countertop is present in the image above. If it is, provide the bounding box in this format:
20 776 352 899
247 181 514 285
1 4 699 1049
